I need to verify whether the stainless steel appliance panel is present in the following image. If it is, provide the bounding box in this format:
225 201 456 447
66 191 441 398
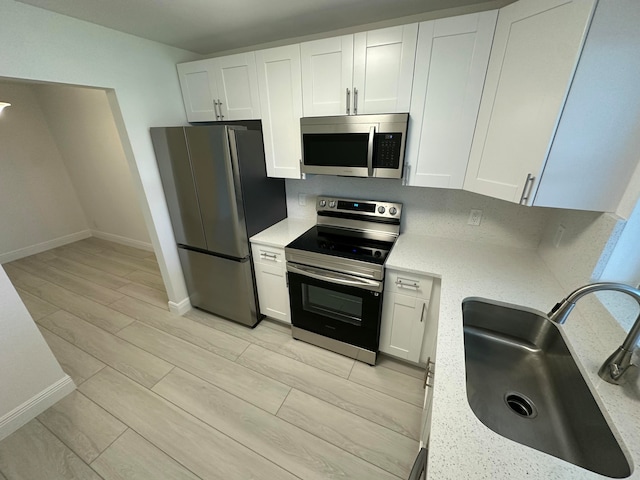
186 126 249 259
300 113 409 178
230 130 287 239
408 448 427 480
178 247 258 326
150 127 207 250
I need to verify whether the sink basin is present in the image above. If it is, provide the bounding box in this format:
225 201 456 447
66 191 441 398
462 298 631 478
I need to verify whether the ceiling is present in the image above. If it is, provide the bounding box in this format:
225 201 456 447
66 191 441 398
16 0 504 55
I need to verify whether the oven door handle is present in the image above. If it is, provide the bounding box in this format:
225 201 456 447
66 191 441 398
287 263 382 292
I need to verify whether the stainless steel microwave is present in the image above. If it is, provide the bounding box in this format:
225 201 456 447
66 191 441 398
300 113 409 179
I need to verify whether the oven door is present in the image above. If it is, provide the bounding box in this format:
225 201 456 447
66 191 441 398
287 263 383 351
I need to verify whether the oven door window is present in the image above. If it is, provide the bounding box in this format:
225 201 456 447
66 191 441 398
303 284 363 326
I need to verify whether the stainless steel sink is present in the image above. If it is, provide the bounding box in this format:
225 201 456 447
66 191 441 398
462 298 631 478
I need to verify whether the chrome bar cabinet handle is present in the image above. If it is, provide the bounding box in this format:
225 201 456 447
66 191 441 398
346 88 351 115
353 87 359 114
519 173 535 205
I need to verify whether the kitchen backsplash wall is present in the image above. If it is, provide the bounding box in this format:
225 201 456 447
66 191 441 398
286 176 552 249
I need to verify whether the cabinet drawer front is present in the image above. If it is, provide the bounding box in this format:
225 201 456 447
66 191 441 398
251 244 285 267
385 271 433 299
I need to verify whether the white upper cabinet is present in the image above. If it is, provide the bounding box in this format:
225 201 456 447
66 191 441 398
255 45 304 179
463 0 597 205
404 12 497 189
177 60 218 122
301 36 353 116
177 52 261 122
301 24 418 116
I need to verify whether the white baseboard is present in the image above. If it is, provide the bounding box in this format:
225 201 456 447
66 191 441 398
90 230 154 252
168 297 192 315
0 230 92 264
0 375 75 441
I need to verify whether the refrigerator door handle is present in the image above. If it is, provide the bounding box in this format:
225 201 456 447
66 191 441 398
225 128 251 257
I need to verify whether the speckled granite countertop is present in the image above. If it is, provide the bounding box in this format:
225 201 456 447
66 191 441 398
249 218 315 248
387 233 639 479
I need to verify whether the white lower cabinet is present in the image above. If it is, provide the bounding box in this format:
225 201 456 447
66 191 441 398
379 271 434 363
251 243 291 323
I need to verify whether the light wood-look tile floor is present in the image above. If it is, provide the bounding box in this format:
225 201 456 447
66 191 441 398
0 237 424 480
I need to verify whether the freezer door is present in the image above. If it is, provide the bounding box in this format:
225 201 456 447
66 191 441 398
178 247 259 327
150 127 207 249
185 126 249 259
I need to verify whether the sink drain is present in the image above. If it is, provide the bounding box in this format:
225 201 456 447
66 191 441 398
504 392 538 418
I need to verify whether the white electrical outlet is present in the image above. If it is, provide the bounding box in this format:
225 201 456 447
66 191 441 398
298 193 307 206
468 209 483 226
554 224 566 248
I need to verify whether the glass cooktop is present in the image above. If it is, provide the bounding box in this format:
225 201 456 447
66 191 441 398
286 226 395 265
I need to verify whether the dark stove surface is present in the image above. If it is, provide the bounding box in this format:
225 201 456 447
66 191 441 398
286 226 394 265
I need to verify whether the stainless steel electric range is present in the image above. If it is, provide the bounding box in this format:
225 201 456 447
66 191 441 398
285 197 402 365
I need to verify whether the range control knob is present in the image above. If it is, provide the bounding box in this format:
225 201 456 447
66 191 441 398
329 200 336 208
319 199 326 207
373 250 382 258
377 206 386 214
389 207 398 216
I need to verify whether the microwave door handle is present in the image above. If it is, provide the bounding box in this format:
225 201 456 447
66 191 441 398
367 126 375 177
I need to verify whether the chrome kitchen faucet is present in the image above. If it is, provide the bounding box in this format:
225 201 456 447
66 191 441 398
548 282 640 385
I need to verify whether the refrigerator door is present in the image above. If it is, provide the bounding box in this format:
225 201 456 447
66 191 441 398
150 127 207 250
230 129 287 239
178 247 259 326
185 126 249 259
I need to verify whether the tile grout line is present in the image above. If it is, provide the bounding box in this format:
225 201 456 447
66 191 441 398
87 426 129 469
237 346 421 441
33 418 106 479
88 417 206 480
143 375 305 480
37 321 108 377
114 322 290 415
273 388 409 480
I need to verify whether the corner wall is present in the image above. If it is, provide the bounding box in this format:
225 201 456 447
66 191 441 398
0 0 201 306
0 82 90 264
34 84 152 250
0 267 74 441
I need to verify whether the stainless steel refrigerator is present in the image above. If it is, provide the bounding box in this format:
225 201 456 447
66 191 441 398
150 124 287 327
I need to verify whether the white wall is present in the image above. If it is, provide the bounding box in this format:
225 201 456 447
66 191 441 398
0 0 200 309
0 267 74 440
34 84 152 249
0 82 90 263
0 0 199 443
286 177 552 249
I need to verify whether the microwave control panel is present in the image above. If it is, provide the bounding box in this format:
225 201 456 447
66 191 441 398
373 133 403 168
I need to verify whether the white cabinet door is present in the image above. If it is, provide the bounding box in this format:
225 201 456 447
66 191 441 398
464 0 596 204
178 54 261 122
301 36 353 116
251 244 290 323
214 52 261 120
379 292 427 363
255 45 303 179
405 12 496 189
177 59 219 122
353 24 418 114
301 25 418 117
